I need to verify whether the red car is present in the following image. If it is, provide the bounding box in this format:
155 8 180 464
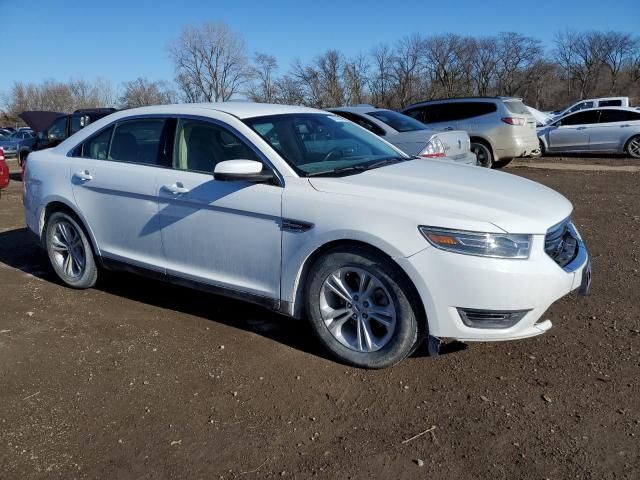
0 147 10 195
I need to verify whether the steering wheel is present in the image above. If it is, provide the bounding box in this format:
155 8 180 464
322 147 347 163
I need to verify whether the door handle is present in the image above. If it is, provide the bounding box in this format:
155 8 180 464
162 183 190 195
443 126 454 131
576 127 587 130
73 170 92 181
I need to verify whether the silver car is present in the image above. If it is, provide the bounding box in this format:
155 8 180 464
537 107 640 158
328 106 477 166
401 97 541 168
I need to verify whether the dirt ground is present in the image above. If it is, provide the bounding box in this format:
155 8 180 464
0 158 638 479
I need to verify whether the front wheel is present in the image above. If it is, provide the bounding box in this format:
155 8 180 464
471 142 493 168
305 246 423 369
626 135 640 159
45 211 98 289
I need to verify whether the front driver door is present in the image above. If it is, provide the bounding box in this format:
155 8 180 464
547 110 600 152
156 117 282 300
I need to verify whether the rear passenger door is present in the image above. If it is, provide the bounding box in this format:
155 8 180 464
589 109 640 152
69 117 172 272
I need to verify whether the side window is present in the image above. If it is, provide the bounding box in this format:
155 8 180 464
81 127 113 159
599 110 640 123
558 110 600 126
568 101 593 114
599 100 622 107
70 116 84 135
173 119 259 173
403 107 425 122
47 117 68 141
109 119 165 165
406 105 440 124
331 112 385 136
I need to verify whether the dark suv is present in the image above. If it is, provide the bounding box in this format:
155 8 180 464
401 97 540 168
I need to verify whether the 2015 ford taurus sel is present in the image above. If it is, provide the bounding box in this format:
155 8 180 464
23 103 591 369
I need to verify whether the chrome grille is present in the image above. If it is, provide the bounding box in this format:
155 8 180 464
545 218 578 267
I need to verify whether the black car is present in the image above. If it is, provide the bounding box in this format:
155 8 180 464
18 108 117 165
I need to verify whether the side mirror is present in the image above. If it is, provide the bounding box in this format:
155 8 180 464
213 160 275 183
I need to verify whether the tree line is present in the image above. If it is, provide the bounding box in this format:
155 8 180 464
2 23 639 125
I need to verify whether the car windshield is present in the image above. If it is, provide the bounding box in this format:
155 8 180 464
504 100 530 115
366 110 426 132
244 113 407 176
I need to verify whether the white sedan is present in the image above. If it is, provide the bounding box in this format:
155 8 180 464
24 103 591 368
328 106 477 165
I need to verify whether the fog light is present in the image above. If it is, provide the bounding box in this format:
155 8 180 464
457 308 529 329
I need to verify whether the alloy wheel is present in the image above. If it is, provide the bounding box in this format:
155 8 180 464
628 137 640 158
319 267 397 352
50 220 86 279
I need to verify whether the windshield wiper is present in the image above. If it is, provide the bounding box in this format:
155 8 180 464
306 157 406 177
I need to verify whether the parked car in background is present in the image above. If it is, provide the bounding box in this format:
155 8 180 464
0 147 9 195
527 106 553 127
0 129 37 163
538 107 640 158
0 128 13 138
24 102 591 369
401 97 540 168
17 108 117 166
328 106 477 166
550 97 630 119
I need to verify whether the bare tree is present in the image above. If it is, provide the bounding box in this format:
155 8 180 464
468 37 499 96
423 34 470 99
495 32 543 96
391 34 424 106
369 43 394 107
599 31 637 92
168 22 252 102
120 77 176 108
343 54 370 105
246 53 278 103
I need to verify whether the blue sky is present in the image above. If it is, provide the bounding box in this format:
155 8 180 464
3 0 638 94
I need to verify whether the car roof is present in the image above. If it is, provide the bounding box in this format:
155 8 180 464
328 106 385 114
560 106 639 115
116 102 325 120
403 96 522 109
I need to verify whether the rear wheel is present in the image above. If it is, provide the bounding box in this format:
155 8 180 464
305 246 423 369
471 141 493 168
45 211 98 289
625 135 640 159
493 158 513 168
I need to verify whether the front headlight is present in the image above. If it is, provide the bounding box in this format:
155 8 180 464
419 226 532 259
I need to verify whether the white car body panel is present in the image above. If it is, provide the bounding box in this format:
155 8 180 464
24 102 589 343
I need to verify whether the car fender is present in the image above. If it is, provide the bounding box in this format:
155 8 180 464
37 194 102 256
280 228 429 318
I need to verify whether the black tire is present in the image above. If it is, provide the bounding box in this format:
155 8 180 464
625 135 640 159
493 158 513 169
305 246 423 369
45 211 98 289
18 151 28 167
470 141 493 168
539 139 546 156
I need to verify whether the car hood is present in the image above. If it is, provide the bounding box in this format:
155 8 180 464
308 159 572 234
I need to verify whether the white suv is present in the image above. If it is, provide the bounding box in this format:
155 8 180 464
24 103 591 369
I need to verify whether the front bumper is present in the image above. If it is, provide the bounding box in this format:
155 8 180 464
396 230 590 341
